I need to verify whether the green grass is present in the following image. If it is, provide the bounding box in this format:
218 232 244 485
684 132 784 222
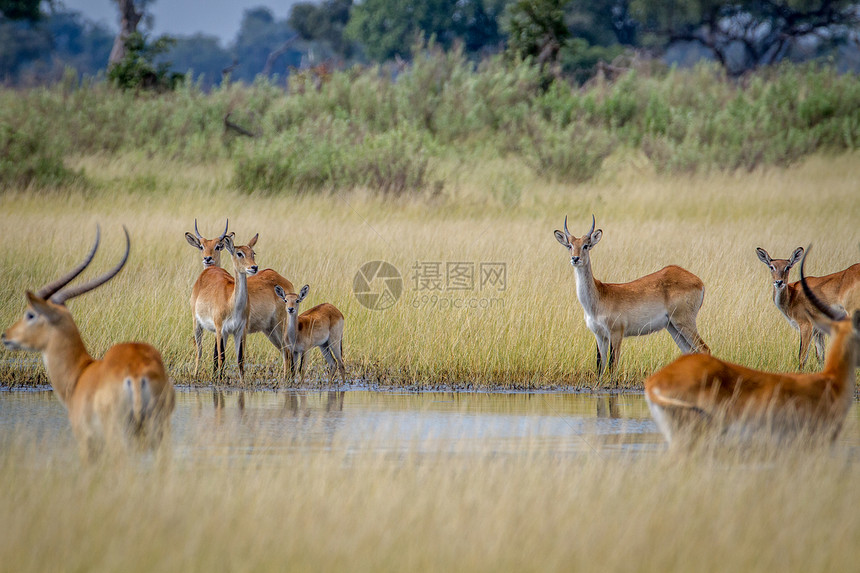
1 151 858 388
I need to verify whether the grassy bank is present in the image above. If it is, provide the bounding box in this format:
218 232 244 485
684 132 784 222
1 151 858 388
1 427 859 572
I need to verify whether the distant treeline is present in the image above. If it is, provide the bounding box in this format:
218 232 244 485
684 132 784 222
3 52 860 192
3 1 860 87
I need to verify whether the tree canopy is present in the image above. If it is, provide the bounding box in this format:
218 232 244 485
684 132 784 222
3 0 860 86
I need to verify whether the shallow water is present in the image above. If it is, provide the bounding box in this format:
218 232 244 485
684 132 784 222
2 389 860 460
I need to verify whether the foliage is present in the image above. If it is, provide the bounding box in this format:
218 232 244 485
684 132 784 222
233 123 428 195
345 0 506 61
0 0 44 21
631 0 860 76
230 7 303 82
503 0 569 67
0 116 75 189
108 31 183 91
163 33 230 89
0 17 51 79
288 0 356 60
5 54 860 190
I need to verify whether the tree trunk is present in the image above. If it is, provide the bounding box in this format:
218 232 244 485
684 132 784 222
108 0 143 68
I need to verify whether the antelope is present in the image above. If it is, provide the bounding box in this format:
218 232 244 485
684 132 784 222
554 215 710 376
184 219 234 269
273 284 346 385
190 234 259 384
185 221 295 376
645 246 860 447
755 246 860 367
1 227 175 460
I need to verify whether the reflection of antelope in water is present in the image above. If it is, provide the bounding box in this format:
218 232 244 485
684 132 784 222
756 246 860 367
1 227 174 460
596 395 620 419
645 246 860 447
554 215 710 376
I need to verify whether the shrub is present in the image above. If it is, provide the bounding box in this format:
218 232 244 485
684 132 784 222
0 120 76 189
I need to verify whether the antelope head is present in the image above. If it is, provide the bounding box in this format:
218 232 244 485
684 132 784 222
756 246 804 291
2 227 130 353
274 284 309 316
185 219 234 269
224 234 259 276
554 214 603 268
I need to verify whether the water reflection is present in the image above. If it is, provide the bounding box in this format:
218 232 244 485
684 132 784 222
2 390 860 461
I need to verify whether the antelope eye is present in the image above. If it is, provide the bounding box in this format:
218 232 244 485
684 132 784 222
25 311 35 321
237 252 244 258
215 245 223 251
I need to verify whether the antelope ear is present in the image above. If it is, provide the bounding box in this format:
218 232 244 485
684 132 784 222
222 235 236 255
755 247 771 265
25 291 62 322
590 229 603 245
788 247 804 267
298 284 309 302
554 230 570 247
185 233 203 250
247 233 259 248
274 285 286 301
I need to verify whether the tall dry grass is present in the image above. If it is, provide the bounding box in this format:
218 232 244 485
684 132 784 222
0 151 858 387
1 426 859 572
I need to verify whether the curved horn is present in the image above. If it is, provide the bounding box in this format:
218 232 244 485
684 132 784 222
36 226 100 300
194 219 203 239
563 215 570 237
219 219 229 241
52 227 130 305
587 214 596 237
799 244 847 322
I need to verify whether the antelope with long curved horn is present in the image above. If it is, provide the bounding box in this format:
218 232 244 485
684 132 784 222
1 227 175 460
645 245 860 447
554 214 710 376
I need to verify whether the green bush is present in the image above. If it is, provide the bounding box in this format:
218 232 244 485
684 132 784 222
0 119 76 189
233 122 428 194
4 55 860 188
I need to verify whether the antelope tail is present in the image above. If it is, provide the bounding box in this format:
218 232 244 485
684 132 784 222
125 377 151 435
648 388 711 419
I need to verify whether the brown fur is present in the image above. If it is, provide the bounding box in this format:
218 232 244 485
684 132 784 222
645 311 860 446
190 236 258 383
555 216 710 376
3 293 174 461
757 247 860 367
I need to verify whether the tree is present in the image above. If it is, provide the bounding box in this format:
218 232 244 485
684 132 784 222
108 31 181 90
503 0 570 68
0 0 45 22
345 0 506 62
164 34 230 87
289 0 356 60
232 7 301 81
630 0 860 76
